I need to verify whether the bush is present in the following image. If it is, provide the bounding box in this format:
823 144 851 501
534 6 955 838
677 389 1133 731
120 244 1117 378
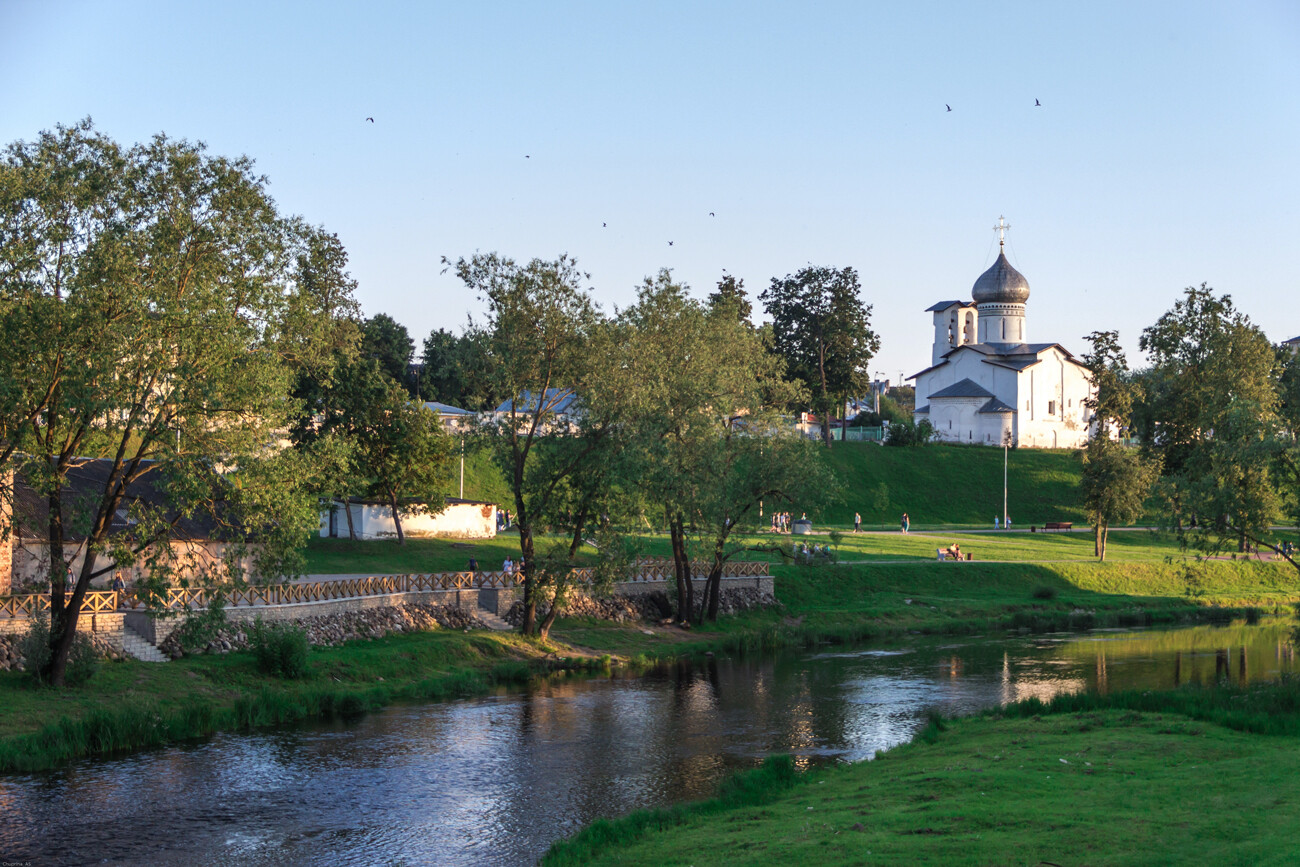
884 418 934 447
171 599 229 652
1032 585 1059 600
248 618 309 679
21 615 100 686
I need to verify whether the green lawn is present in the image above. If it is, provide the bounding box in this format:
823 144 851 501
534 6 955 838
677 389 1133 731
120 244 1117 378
547 706 1300 866
302 526 1282 575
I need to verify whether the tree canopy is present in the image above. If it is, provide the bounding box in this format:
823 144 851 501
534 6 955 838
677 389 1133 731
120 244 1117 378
760 266 879 446
0 120 345 683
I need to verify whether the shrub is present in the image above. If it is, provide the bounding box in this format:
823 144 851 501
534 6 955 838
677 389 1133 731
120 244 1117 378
248 618 310 679
171 599 229 652
1032 585 1059 600
21 615 100 686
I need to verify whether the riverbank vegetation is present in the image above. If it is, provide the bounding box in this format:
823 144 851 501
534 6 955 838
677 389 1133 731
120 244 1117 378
544 679 1300 866
0 628 594 772
6 547 1293 772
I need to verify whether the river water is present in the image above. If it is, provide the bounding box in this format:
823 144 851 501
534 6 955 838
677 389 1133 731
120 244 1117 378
2 622 1295 866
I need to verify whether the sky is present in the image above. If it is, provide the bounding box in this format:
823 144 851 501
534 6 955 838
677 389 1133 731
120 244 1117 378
3 1 1299 385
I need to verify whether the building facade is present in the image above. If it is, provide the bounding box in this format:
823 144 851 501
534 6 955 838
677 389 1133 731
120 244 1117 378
910 239 1094 449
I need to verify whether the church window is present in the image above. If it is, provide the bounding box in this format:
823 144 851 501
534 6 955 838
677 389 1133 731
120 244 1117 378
1025 400 1030 410
1048 400 1056 415
948 420 952 430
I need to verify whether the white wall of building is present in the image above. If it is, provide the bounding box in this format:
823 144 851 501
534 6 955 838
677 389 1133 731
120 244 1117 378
320 500 498 541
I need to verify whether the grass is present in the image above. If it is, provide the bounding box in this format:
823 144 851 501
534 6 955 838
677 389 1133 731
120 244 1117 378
0 628 603 772
12 509 1300 773
302 524 1287 576
544 680 1300 866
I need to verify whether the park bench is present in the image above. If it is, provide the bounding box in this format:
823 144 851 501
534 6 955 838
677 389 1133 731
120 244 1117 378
1042 522 1073 532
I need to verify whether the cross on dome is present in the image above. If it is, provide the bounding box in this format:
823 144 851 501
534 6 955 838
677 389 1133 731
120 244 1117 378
993 215 1010 248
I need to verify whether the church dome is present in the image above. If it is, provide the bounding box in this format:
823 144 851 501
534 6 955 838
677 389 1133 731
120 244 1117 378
971 250 1030 305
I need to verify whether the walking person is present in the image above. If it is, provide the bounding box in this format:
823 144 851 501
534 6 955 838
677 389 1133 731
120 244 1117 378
854 512 861 533
901 512 910 534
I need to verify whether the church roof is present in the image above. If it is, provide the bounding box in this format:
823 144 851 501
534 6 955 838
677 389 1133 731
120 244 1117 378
972 250 1030 305
924 300 973 312
929 378 996 399
977 397 1016 414
907 342 1085 383
914 404 930 414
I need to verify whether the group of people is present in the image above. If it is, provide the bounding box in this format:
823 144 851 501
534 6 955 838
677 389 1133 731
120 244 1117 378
993 515 1013 530
938 543 963 561
770 512 803 533
797 543 833 562
495 509 514 531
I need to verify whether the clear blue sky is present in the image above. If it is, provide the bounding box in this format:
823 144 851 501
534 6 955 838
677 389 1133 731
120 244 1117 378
3 1 1298 384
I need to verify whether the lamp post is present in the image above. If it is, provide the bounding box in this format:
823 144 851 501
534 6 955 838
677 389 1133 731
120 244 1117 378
459 435 465 499
1002 430 1010 530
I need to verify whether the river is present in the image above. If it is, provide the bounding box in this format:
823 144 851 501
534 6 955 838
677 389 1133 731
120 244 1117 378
1 621 1295 866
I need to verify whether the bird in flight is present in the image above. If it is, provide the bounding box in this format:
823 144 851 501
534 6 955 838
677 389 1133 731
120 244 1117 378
709 212 715 217
1035 99 1041 107
668 241 674 246
946 104 951 112
525 155 530 159
602 222 607 227
366 117 374 123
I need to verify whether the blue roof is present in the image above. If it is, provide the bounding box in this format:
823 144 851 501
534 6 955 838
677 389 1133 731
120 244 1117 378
423 401 474 416
495 388 580 415
914 404 930 414
928 378 996 400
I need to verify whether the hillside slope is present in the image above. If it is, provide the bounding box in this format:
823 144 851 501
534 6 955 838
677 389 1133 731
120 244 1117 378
808 442 1085 527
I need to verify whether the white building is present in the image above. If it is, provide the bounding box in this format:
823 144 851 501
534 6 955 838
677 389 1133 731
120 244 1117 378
910 235 1094 449
320 498 498 540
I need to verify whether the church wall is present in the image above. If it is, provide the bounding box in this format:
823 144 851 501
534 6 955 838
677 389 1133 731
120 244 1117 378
1012 349 1092 448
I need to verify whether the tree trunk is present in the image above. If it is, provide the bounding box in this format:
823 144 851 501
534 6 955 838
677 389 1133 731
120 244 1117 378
538 577 568 642
343 499 356 541
45 552 99 687
821 414 832 448
519 521 537 635
389 493 406 545
1100 522 1109 562
703 563 724 622
669 513 693 623
1093 522 1102 558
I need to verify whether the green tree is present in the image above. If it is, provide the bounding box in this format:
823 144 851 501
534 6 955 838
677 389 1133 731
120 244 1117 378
447 253 609 636
1137 285 1286 558
760 266 879 447
1079 331 1159 559
418 325 499 410
0 120 336 685
361 313 415 393
707 273 753 325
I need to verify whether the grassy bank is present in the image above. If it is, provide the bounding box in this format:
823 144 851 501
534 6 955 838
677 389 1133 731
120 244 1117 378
442 441 1094 528
545 680 1300 866
7 542 1298 773
0 629 604 773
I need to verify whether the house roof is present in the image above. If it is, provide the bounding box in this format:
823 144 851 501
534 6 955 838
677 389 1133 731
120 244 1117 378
12 458 224 543
423 401 474 417
494 388 579 415
977 397 1017 414
929 378 996 400
1284 336 1300 345
924 300 972 312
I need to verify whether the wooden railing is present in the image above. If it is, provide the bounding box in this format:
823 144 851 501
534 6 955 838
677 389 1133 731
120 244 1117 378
0 559 768 618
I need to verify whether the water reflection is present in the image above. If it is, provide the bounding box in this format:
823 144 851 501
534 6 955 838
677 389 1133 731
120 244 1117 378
0 622 1295 866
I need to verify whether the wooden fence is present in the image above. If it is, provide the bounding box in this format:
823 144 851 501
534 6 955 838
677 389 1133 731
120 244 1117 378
0 559 768 618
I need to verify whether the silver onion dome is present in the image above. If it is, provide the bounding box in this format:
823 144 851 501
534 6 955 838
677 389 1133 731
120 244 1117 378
971 250 1030 305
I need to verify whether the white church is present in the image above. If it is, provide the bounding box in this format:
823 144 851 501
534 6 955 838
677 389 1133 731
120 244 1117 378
910 224 1094 449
